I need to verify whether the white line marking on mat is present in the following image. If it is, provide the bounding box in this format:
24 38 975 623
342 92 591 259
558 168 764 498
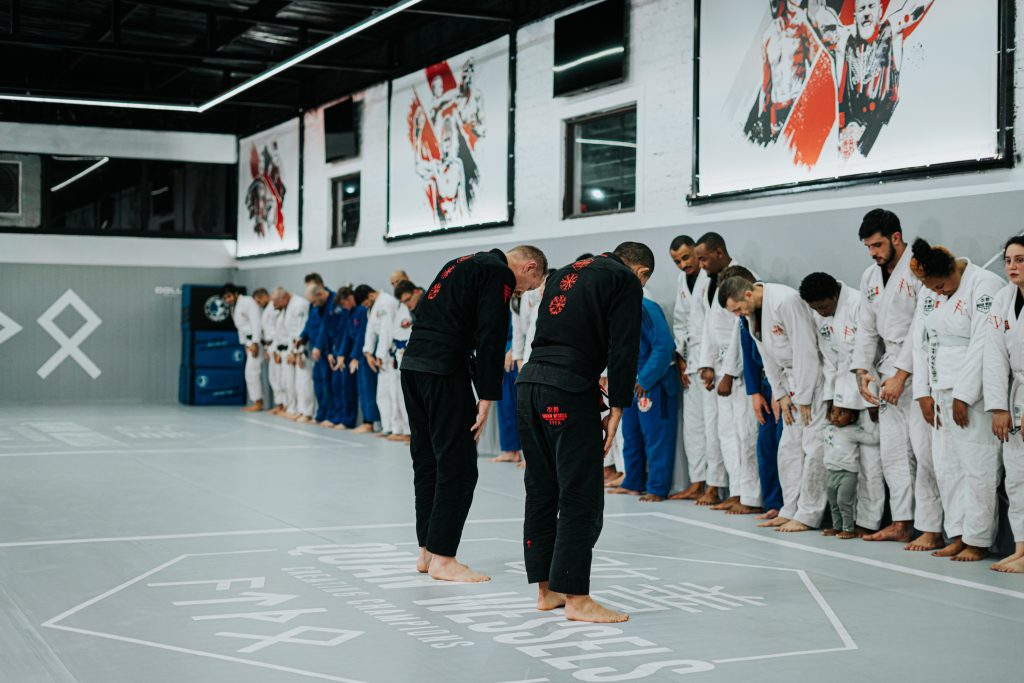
241 418 364 447
0 444 329 458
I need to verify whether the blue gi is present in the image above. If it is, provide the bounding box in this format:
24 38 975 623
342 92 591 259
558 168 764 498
621 298 679 498
319 302 358 428
303 289 334 423
496 319 522 453
739 317 784 512
342 304 381 425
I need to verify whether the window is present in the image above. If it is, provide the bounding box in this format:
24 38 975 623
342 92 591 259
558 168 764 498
564 106 636 218
331 173 361 248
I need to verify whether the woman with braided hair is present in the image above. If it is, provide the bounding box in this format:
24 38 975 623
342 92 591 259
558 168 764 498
909 238 1003 562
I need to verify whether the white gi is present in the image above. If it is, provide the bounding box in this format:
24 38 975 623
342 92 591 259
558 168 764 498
364 290 400 434
512 285 543 365
811 282 885 531
747 283 824 526
232 294 264 404
852 248 925 524
261 304 283 407
389 302 414 436
276 293 314 418
699 264 759 505
984 283 1024 546
914 261 1003 547
672 269 707 491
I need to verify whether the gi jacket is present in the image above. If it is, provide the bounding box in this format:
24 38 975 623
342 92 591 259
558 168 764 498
519 253 643 409
231 294 263 346
637 297 678 398
747 283 822 406
852 247 921 378
401 249 515 401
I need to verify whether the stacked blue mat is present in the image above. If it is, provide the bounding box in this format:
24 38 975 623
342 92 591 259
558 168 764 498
178 284 247 406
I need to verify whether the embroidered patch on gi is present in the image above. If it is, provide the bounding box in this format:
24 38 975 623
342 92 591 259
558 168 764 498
441 265 456 279
541 406 567 426
819 324 832 341
866 286 880 302
638 396 653 413
977 294 993 313
549 295 567 316
572 258 594 271
503 285 512 303
842 325 856 339
771 324 785 336
923 296 935 314
559 273 578 291
953 299 967 317
428 284 442 300
401 319 412 329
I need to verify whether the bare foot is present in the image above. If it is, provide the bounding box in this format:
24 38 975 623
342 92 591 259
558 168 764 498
537 585 566 611
758 516 789 528
320 420 335 428
932 539 965 557
374 432 391 439
696 486 721 507
352 423 373 433
397 435 412 444
822 528 839 537
668 482 705 501
727 504 763 515
604 474 625 488
992 554 1024 573
333 424 349 431
837 531 858 540
639 494 664 503
905 532 944 552
863 522 912 543
241 400 264 412
776 520 813 533
564 596 628 623
855 525 876 537
711 496 741 511
490 452 522 463
952 545 988 562
416 547 432 573
516 460 526 470
607 487 642 496
428 557 490 583
603 465 618 482
757 509 780 520
387 434 406 441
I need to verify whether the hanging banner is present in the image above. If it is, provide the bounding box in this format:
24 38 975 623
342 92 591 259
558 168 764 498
237 118 301 257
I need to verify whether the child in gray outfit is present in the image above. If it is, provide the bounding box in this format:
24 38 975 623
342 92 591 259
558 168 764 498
823 406 879 539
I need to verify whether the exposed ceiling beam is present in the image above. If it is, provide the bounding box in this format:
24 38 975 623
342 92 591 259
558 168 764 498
302 1 513 22
0 84 297 110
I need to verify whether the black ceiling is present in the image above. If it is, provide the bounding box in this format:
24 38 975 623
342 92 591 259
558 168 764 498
0 0 582 136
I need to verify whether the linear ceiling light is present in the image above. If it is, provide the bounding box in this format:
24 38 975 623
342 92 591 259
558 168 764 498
50 157 109 192
0 0 422 114
553 46 625 73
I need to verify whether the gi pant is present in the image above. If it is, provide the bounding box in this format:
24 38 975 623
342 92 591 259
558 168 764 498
856 413 885 531
357 361 381 425
757 408 784 512
718 384 761 507
910 406 942 535
329 365 358 428
621 385 678 498
377 365 397 434
268 353 285 407
777 381 827 527
497 364 522 452
827 469 858 533
294 356 315 418
702 376 726 488
402 369 478 557
281 361 297 413
934 389 1002 547
244 350 263 403
1006 381 1024 543
519 381 603 596
391 354 410 436
877 370 920 522
681 376 706 484
313 356 332 422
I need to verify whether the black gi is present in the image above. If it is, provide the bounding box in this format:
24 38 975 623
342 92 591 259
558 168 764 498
400 249 515 557
516 253 642 595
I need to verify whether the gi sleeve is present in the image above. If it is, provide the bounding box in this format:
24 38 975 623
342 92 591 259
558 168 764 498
697 306 717 370
954 276 1003 406
739 321 763 397
851 268 880 373
249 301 262 347
316 313 332 354
784 296 821 405
910 296 931 401
721 317 743 378
288 301 309 352
337 314 354 359
893 278 921 375
672 273 689 358
606 275 644 408
511 303 527 361
376 297 396 361
472 264 515 401
983 287 1012 413
637 301 675 392
232 306 249 346
363 304 380 357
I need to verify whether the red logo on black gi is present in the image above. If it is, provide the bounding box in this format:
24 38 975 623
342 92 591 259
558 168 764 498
541 405 568 426
549 295 567 316
441 265 456 279
503 285 512 303
457 254 473 263
559 273 578 291
428 284 442 300
572 258 594 271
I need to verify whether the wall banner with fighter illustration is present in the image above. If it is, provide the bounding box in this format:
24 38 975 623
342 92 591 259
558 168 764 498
386 35 513 240
236 117 301 258
691 0 1013 202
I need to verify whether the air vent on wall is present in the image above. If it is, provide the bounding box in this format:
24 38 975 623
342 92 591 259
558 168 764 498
0 160 21 215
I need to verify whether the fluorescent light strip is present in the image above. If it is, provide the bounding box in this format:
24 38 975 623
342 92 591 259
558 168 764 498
575 137 636 149
553 46 624 73
0 0 422 114
50 157 109 192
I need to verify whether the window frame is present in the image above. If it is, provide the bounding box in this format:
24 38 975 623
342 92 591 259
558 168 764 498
562 104 638 220
330 172 362 249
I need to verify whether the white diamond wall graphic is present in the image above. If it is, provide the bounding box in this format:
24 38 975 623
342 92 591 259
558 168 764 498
0 310 22 346
37 289 102 379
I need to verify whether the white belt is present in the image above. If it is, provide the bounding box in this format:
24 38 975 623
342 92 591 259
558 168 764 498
932 333 970 347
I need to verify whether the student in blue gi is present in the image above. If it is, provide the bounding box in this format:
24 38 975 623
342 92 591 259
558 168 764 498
303 280 334 425
491 315 523 464
321 286 358 430
724 265 784 520
608 292 679 502
347 285 382 433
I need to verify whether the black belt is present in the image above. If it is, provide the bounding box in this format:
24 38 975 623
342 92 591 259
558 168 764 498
528 346 594 380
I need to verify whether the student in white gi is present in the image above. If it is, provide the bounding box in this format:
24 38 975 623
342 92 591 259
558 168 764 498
668 235 710 500
908 239 1003 561
800 273 885 535
364 284 400 437
262 298 284 413
985 236 1024 573
852 209 934 545
720 277 824 531
390 281 424 443
223 284 269 412
695 233 758 511
273 287 313 421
